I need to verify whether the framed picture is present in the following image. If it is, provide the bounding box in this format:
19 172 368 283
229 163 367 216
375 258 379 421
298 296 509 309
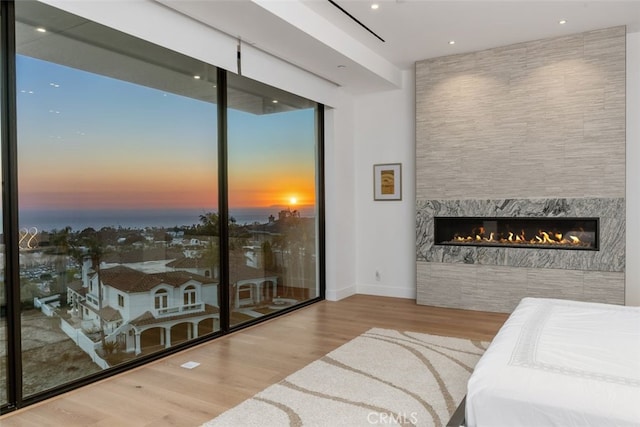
373 163 402 201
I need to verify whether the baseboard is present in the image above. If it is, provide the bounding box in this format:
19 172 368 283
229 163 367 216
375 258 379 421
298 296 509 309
325 284 356 301
356 283 416 299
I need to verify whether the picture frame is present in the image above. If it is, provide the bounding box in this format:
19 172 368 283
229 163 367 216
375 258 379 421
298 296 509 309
373 163 402 201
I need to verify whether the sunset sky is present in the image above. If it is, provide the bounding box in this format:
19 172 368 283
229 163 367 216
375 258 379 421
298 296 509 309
16 55 316 214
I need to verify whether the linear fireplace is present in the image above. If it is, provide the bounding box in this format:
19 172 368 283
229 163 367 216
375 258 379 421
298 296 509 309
434 217 599 251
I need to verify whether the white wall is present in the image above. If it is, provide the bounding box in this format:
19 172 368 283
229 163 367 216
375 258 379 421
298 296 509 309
353 70 416 299
626 32 640 306
324 93 358 300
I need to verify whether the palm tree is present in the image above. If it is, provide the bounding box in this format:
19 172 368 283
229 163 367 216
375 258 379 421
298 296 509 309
198 212 220 236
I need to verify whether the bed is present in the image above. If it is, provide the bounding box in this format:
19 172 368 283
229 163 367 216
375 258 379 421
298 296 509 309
465 297 640 427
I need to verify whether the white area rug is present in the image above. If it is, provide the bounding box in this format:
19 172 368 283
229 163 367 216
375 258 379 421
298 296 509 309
202 328 488 427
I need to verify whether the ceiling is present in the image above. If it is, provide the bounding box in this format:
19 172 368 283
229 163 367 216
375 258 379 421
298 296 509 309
156 0 640 93
17 1 319 115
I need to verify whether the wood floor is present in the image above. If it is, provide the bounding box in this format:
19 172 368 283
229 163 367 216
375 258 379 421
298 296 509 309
0 295 509 427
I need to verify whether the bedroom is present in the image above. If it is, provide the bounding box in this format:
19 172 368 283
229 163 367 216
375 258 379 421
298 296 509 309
1 0 639 424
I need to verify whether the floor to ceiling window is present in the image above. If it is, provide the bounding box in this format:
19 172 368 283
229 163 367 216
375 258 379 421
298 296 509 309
0 0 323 412
226 74 321 327
14 1 219 399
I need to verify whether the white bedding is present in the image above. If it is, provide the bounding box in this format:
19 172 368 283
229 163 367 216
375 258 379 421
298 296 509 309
466 297 640 427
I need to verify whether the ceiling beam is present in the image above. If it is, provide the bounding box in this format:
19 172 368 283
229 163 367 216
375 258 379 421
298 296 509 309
250 0 403 89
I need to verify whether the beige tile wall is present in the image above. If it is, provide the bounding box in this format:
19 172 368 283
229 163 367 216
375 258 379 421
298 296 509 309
417 262 625 313
416 27 625 200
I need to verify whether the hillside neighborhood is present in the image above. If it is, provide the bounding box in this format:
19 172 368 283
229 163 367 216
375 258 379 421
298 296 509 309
0 209 316 396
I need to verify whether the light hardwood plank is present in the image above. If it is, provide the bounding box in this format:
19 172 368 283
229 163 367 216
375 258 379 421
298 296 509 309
0 295 508 426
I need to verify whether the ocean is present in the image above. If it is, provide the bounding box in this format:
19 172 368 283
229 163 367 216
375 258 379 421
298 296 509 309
17 206 316 232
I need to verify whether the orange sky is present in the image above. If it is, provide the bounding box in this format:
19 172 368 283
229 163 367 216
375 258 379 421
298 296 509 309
18 160 315 210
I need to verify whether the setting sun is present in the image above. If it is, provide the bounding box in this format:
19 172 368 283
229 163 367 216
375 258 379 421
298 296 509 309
290 197 298 205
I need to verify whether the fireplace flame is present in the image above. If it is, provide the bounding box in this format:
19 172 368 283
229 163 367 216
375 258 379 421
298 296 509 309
450 229 587 247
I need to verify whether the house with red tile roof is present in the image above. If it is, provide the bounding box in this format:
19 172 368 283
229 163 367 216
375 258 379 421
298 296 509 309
67 260 219 357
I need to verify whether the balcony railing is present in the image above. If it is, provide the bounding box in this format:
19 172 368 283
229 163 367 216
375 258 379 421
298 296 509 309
155 302 204 317
86 294 99 307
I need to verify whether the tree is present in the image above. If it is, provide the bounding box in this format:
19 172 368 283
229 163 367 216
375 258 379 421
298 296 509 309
261 241 275 270
271 214 309 296
20 277 42 308
200 237 220 279
74 229 108 347
48 226 72 300
198 212 220 236
197 211 248 279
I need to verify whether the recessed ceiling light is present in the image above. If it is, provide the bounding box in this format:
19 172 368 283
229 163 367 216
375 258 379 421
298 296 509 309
272 100 278 104
193 75 201 79
371 4 379 10
36 27 46 33
559 19 567 25
448 40 456 45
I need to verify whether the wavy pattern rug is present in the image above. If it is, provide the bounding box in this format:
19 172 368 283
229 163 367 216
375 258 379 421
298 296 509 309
202 328 488 427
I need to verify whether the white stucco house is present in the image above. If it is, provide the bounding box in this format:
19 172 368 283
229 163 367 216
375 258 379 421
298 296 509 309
67 260 219 357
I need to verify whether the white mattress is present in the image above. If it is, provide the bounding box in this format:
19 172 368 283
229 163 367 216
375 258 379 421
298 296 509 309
466 297 640 427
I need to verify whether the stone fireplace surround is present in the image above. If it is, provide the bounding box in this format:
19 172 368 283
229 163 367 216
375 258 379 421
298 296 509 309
414 27 626 313
418 198 624 272
416 198 625 312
